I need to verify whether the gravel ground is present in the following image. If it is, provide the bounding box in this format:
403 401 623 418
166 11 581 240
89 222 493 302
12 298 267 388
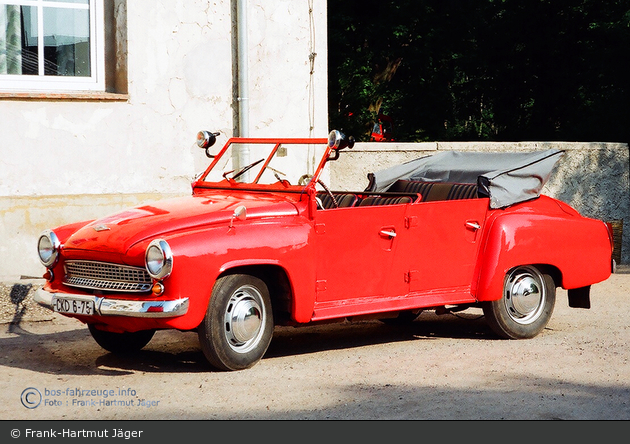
0 279 53 325
1 268 629 421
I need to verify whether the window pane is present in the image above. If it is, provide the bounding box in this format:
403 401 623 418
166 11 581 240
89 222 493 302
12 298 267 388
43 6 90 76
20 6 39 75
0 0 104 91
1 4 38 75
45 0 89 4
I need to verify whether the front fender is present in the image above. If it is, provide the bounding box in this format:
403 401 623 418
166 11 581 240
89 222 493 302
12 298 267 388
475 210 612 302
51 220 95 245
141 216 317 329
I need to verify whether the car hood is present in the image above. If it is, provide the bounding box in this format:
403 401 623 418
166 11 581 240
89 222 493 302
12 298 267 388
63 193 300 255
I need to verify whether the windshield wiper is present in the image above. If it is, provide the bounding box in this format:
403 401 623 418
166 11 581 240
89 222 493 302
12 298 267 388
223 158 265 181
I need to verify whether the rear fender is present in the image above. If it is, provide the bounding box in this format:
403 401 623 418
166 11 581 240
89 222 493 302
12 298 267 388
475 212 612 302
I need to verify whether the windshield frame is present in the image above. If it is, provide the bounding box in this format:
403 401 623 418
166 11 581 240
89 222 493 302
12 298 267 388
192 136 331 194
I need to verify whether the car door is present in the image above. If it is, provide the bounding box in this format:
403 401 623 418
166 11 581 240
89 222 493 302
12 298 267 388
313 203 407 304
395 199 488 298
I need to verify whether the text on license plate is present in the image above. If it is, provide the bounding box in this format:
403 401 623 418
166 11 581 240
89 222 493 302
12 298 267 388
53 297 94 315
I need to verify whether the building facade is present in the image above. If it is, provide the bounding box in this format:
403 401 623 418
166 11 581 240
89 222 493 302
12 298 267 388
1 0 627 281
0 0 329 278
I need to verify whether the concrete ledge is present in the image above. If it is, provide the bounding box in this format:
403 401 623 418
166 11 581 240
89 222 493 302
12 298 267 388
437 141 629 152
351 141 630 152
352 142 438 152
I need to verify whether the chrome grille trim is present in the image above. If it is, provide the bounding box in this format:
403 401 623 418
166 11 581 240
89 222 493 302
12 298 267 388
64 261 152 293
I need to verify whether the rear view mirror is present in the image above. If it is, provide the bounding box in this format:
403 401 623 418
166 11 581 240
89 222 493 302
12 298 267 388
228 205 247 231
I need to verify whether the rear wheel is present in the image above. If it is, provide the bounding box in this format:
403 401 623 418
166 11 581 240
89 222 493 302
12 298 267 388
482 265 556 339
198 274 274 371
88 324 155 353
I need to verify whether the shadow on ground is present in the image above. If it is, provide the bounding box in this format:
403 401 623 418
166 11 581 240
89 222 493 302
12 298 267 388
0 311 492 376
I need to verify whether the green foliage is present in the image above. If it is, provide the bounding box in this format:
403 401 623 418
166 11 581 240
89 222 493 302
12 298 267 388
328 0 630 142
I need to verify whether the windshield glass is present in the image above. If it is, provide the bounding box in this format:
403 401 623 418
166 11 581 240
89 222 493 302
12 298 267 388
200 141 328 188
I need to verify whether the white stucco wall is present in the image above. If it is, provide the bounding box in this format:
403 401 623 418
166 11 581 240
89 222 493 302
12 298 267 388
0 0 328 278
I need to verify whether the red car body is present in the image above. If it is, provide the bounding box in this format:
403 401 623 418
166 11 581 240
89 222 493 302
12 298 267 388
35 132 614 371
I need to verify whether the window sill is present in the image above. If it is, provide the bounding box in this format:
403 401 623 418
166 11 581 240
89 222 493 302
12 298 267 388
0 91 129 102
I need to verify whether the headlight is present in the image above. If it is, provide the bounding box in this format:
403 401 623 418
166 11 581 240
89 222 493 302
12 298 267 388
145 239 173 280
37 230 60 267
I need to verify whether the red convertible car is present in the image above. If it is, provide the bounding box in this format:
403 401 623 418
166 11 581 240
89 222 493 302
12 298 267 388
34 130 614 371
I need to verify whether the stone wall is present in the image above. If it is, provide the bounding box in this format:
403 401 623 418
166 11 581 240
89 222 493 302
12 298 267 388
330 141 630 264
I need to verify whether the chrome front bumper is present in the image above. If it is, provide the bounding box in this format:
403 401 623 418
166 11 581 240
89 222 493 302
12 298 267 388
34 288 189 318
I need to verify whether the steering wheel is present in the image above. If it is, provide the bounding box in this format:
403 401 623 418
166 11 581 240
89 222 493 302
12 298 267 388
298 174 312 186
274 173 291 187
299 174 338 208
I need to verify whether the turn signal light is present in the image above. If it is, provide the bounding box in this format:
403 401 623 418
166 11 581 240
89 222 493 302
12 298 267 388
152 282 165 296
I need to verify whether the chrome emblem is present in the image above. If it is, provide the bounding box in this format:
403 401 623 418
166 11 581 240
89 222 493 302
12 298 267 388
93 224 110 232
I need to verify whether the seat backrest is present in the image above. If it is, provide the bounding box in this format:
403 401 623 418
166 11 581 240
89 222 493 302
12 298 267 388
421 183 452 201
389 179 478 202
446 183 478 200
389 180 435 198
318 193 359 209
358 196 413 206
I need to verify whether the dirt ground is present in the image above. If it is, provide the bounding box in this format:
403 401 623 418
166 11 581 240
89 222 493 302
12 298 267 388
0 267 629 421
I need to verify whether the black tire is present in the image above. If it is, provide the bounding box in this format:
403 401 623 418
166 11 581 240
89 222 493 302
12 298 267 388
482 265 556 339
88 324 155 353
198 274 274 371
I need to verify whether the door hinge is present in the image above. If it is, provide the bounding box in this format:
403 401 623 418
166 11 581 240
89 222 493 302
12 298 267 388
405 216 419 229
405 270 420 283
315 223 326 235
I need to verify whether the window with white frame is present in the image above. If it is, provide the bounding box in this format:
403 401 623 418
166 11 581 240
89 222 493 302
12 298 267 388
0 0 104 91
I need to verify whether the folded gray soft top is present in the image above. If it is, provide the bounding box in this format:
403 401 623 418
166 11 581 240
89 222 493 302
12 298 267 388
366 149 564 209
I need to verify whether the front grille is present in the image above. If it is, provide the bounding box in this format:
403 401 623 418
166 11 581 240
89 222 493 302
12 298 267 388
64 261 152 293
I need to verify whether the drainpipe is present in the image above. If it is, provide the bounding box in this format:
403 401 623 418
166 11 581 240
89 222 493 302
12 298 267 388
234 0 250 174
236 0 249 138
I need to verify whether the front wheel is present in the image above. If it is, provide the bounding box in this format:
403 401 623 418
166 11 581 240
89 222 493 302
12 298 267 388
482 265 556 339
198 274 274 371
88 324 155 353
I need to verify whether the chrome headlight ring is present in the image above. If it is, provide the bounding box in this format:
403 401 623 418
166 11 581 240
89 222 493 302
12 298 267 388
37 230 61 268
145 239 174 280
328 129 342 148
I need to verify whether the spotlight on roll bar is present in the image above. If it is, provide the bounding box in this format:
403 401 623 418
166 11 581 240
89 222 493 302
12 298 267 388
197 131 221 158
327 130 355 161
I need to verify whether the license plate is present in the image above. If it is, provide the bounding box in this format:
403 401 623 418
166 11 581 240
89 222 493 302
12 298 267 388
52 296 95 316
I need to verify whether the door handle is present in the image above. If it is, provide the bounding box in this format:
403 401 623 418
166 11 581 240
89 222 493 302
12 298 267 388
466 221 481 230
380 229 397 238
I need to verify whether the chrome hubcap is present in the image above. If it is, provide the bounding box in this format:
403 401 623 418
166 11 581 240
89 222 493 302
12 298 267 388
504 267 545 325
224 285 265 353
